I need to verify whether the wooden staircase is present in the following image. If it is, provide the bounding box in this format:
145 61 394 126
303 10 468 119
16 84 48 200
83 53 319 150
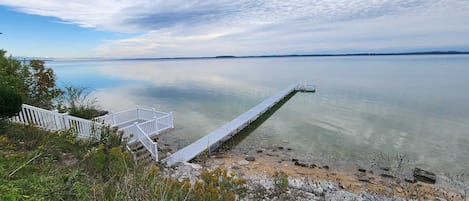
127 140 156 166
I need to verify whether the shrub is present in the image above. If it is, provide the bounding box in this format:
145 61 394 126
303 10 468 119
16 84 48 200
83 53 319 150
59 85 108 119
83 124 131 182
1 50 62 109
273 171 289 193
69 105 108 120
0 87 22 120
27 60 63 109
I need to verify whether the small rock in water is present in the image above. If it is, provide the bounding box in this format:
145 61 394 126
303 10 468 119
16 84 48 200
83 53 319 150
294 161 309 167
256 149 263 153
291 158 299 162
323 165 330 170
413 167 436 184
357 165 366 173
380 166 390 171
404 174 417 183
358 175 370 183
267 153 279 157
278 146 284 150
380 173 395 179
245 156 256 161
287 148 293 151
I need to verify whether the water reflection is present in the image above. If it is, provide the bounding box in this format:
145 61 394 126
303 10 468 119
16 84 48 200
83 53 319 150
49 55 469 173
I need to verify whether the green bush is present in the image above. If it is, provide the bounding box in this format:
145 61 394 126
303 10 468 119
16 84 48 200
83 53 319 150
0 87 22 120
70 105 108 120
1 50 62 109
273 171 289 193
83 124 132 182
0 123 251 201
59 84 108 119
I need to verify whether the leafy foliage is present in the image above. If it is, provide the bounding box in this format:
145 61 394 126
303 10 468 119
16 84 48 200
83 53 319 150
273 171 289 193
0 123 247 201
58 84 108 119
0 50 62 109
0 50 30 95
26 60 63 109
0 87 22 120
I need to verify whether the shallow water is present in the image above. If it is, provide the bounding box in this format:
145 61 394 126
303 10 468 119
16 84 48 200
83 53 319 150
49 55 469 174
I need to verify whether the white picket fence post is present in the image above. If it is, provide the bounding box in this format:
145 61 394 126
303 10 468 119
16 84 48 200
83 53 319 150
153 115 159 134
136 105 140 120
52 110 62 130
170 112 174 129
111 112 116 125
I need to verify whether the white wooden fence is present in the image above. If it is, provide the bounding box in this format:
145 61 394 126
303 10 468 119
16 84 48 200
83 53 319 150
10 104 104 139
10 104 174 162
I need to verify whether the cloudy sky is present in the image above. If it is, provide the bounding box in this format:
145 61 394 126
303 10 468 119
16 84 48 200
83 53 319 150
1 0 468 58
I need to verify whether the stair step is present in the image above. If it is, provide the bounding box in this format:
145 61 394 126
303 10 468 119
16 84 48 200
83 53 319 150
126 137 159 165
135 152 154 161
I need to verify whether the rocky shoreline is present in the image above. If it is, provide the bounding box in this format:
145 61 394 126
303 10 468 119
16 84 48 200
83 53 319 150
157 137 466 200
155 151 464 201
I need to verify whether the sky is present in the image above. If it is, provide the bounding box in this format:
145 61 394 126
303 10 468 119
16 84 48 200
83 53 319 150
0 0 469 58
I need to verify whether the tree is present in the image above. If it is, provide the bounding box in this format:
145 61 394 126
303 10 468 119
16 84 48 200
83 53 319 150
0 50 31 95
0 50 62 109
27 60 63 109
0 87 23 120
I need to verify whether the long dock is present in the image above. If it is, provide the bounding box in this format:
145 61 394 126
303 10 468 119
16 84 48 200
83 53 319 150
163 83 315 165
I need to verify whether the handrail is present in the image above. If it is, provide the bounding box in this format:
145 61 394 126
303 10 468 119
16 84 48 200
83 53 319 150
11 104 173 163
134 123 158 161
95 107 171 127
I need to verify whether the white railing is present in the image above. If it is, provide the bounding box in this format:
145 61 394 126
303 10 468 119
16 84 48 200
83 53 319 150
11 104 174 162
11 104 102 139
12 104 58 130
137 119 158 136
137 108 169 120
95 108 139 126
118 124 140 140
132 122 158 161
296 82 316 92
95 107 172 127
156 113 174 132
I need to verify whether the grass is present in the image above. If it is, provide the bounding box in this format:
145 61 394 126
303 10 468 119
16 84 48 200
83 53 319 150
0 122 247 201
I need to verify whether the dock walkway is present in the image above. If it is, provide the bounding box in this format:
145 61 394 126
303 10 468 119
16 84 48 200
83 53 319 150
164 83 314 165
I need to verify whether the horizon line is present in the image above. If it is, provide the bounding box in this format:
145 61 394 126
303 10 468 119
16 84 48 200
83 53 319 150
13 50 469 61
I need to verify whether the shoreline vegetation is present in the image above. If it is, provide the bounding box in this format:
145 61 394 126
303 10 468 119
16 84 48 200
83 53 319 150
2 49 468 200
1 123 467 201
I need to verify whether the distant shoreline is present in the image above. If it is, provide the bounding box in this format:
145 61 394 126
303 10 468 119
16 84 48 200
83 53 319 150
17 51 469 62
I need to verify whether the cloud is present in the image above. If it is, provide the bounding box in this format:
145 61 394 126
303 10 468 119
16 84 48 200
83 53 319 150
1 0 469 57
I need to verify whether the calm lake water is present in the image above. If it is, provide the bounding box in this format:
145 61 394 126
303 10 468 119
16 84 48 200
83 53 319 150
48 55 469 174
